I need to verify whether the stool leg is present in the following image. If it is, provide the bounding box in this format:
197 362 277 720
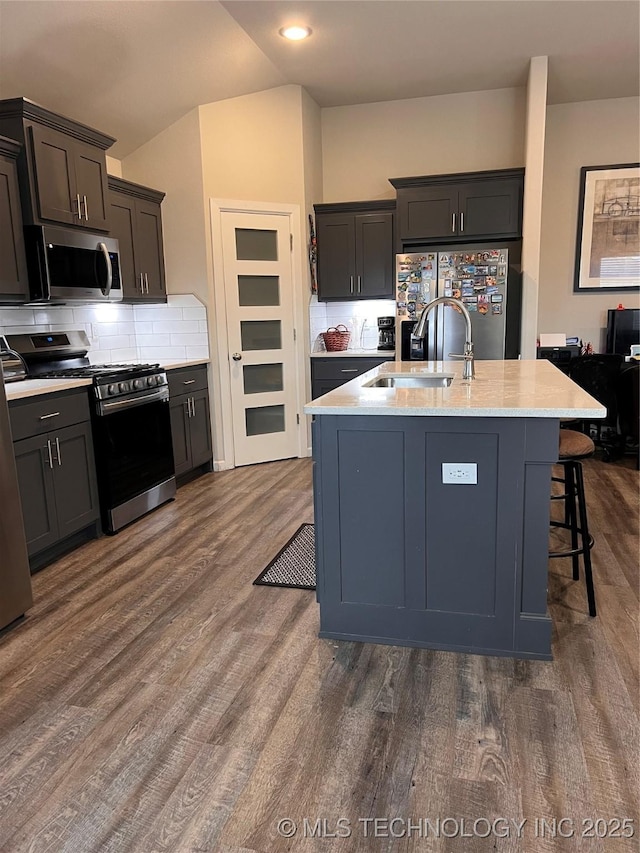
574 462 597 617
566 462 580 581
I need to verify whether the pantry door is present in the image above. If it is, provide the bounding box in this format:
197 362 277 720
220 210 299 467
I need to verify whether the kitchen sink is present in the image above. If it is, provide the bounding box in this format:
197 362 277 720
364 373 454 389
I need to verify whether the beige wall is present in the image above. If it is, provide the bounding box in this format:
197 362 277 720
121 107 209 305
321 87 526 202
539 96 640 350
105 155 122 177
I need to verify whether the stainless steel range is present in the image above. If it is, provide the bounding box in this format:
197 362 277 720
7 330 176 533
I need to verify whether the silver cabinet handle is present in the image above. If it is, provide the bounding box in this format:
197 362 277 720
460 212 464 232
349 275 354 294
139 273 144 293
185 399 191 418
452 213 456 233
46 440 53 469
144 273 149 294
82 195 89 220
340 368 359 373
357 275 362 293
183 379 196 384
39 412 60 420
76 194 82 219
98 242 112 297
55 436 62 466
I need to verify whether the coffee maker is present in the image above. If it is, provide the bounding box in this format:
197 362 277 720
377 316 395 351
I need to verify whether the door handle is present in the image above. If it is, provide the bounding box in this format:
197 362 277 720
232 353 242 361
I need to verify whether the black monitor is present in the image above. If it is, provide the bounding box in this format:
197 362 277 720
606 308 640 355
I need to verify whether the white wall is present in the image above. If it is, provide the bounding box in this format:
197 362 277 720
321 87 526 202
539 96 640 349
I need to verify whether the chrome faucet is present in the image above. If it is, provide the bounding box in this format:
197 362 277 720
413 296 476 380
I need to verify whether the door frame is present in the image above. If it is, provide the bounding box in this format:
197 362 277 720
209 198 308 470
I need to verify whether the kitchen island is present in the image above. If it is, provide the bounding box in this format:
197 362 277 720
304 360 605 660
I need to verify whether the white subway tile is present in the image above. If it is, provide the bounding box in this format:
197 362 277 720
0 309 37 326
116 322 136 336
198 320 208 334
185 345 210 360
92 322 120 338
87 350 113 364
182 306 206 321
152 320 199 335
34 308 74 326
109 348 138 362
134 307 183 322
138 346 187 361
93 334 130 350
170 333 208 347
136 334 171 347
167 294 203 308
132 321 152 335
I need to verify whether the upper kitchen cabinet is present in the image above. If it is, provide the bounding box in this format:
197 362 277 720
314 201 395 300
0 136 29 303
108 177 167 303
0 98 114 232
390 168 524 246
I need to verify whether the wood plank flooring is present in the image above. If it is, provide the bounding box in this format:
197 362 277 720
0 455 637 852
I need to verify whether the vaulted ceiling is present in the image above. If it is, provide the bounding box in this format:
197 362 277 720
0 0 637 158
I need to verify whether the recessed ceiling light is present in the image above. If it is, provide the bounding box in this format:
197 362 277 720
279 25 312 41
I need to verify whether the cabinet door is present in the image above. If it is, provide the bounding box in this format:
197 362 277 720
0 153 29 301
311 379 345 400
457 179 522 239
188 390 212 470
52 422 100 541
354 212 394 298
109 190 141 299
13 434 59 556
29 125 77 225
170 395 192 476
74 140 109 231
316 215 356 299
135 199 166 300
397 185 458 242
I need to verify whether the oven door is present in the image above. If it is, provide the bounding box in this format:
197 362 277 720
91 395 175 529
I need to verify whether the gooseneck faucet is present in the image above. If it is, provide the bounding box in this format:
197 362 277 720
413 296 476 380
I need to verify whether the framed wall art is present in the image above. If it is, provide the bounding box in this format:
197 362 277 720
573 163 640 293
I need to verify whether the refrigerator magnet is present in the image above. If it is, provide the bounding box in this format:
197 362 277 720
461 286 474 297
475 265 489 275
486 285 498 294
398 272 409 282
491 293 503 302
498 264 507 277
491 303 503 315
467 301 478 312
479 304 489 315
478 294 489 306
489 265 498 275
452 287 461 299
444 288 453 297
486 276 497 287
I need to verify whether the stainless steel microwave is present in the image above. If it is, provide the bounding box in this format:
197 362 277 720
24 225 123 304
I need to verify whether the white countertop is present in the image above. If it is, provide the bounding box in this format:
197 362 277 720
4 358 210 401
310 349 395 358
303 360 606 418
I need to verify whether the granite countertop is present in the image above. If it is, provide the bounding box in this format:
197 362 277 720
303 359 606 419
310 349 395 358
4 358 210 401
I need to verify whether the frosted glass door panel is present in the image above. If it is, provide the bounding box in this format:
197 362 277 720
245 405 285 436
238 275 280 306
235 228 278 261
241 320 281 351
243 364 284 395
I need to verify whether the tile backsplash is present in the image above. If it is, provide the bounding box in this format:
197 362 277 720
0 295 209 364
309 295 396 351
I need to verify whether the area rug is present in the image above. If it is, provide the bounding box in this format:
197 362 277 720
253 523 316 590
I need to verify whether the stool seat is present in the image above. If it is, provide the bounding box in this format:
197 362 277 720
559 429 595 459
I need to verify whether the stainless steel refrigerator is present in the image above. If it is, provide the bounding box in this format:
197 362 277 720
0 365 33 632
396 244 522 360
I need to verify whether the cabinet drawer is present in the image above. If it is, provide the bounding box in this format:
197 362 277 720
168 365 208 398
9 389 91 442
311 357 392 382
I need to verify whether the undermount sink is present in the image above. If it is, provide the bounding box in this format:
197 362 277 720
365 373 455 389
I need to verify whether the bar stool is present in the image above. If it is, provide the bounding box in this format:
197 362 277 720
549 429 597 617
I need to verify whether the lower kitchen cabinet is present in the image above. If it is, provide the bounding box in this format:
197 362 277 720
168 366 213 482
10 391 100 569
311 355 395 399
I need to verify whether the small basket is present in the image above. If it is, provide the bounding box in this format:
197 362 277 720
322 325 350 352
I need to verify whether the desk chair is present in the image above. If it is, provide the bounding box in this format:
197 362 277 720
566 354 624 460
549 429 597 617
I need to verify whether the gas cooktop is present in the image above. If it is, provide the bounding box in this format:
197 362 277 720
36 363 161 380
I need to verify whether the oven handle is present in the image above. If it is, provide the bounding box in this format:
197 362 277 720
98 242 113 298
96 386 169 416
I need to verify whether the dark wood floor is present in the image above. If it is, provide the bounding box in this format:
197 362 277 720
0 455 637 852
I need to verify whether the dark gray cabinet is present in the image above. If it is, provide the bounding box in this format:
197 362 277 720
390 169 524 245
0 99 114 232
9 390 100 567
108 177 167 302
311 355 395 399
315 201 395 300
0 136 29 303
168 366 213 480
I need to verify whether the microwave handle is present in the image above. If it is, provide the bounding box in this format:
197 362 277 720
98 242 113 297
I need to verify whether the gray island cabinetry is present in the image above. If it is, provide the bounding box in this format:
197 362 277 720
304 360 604 660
